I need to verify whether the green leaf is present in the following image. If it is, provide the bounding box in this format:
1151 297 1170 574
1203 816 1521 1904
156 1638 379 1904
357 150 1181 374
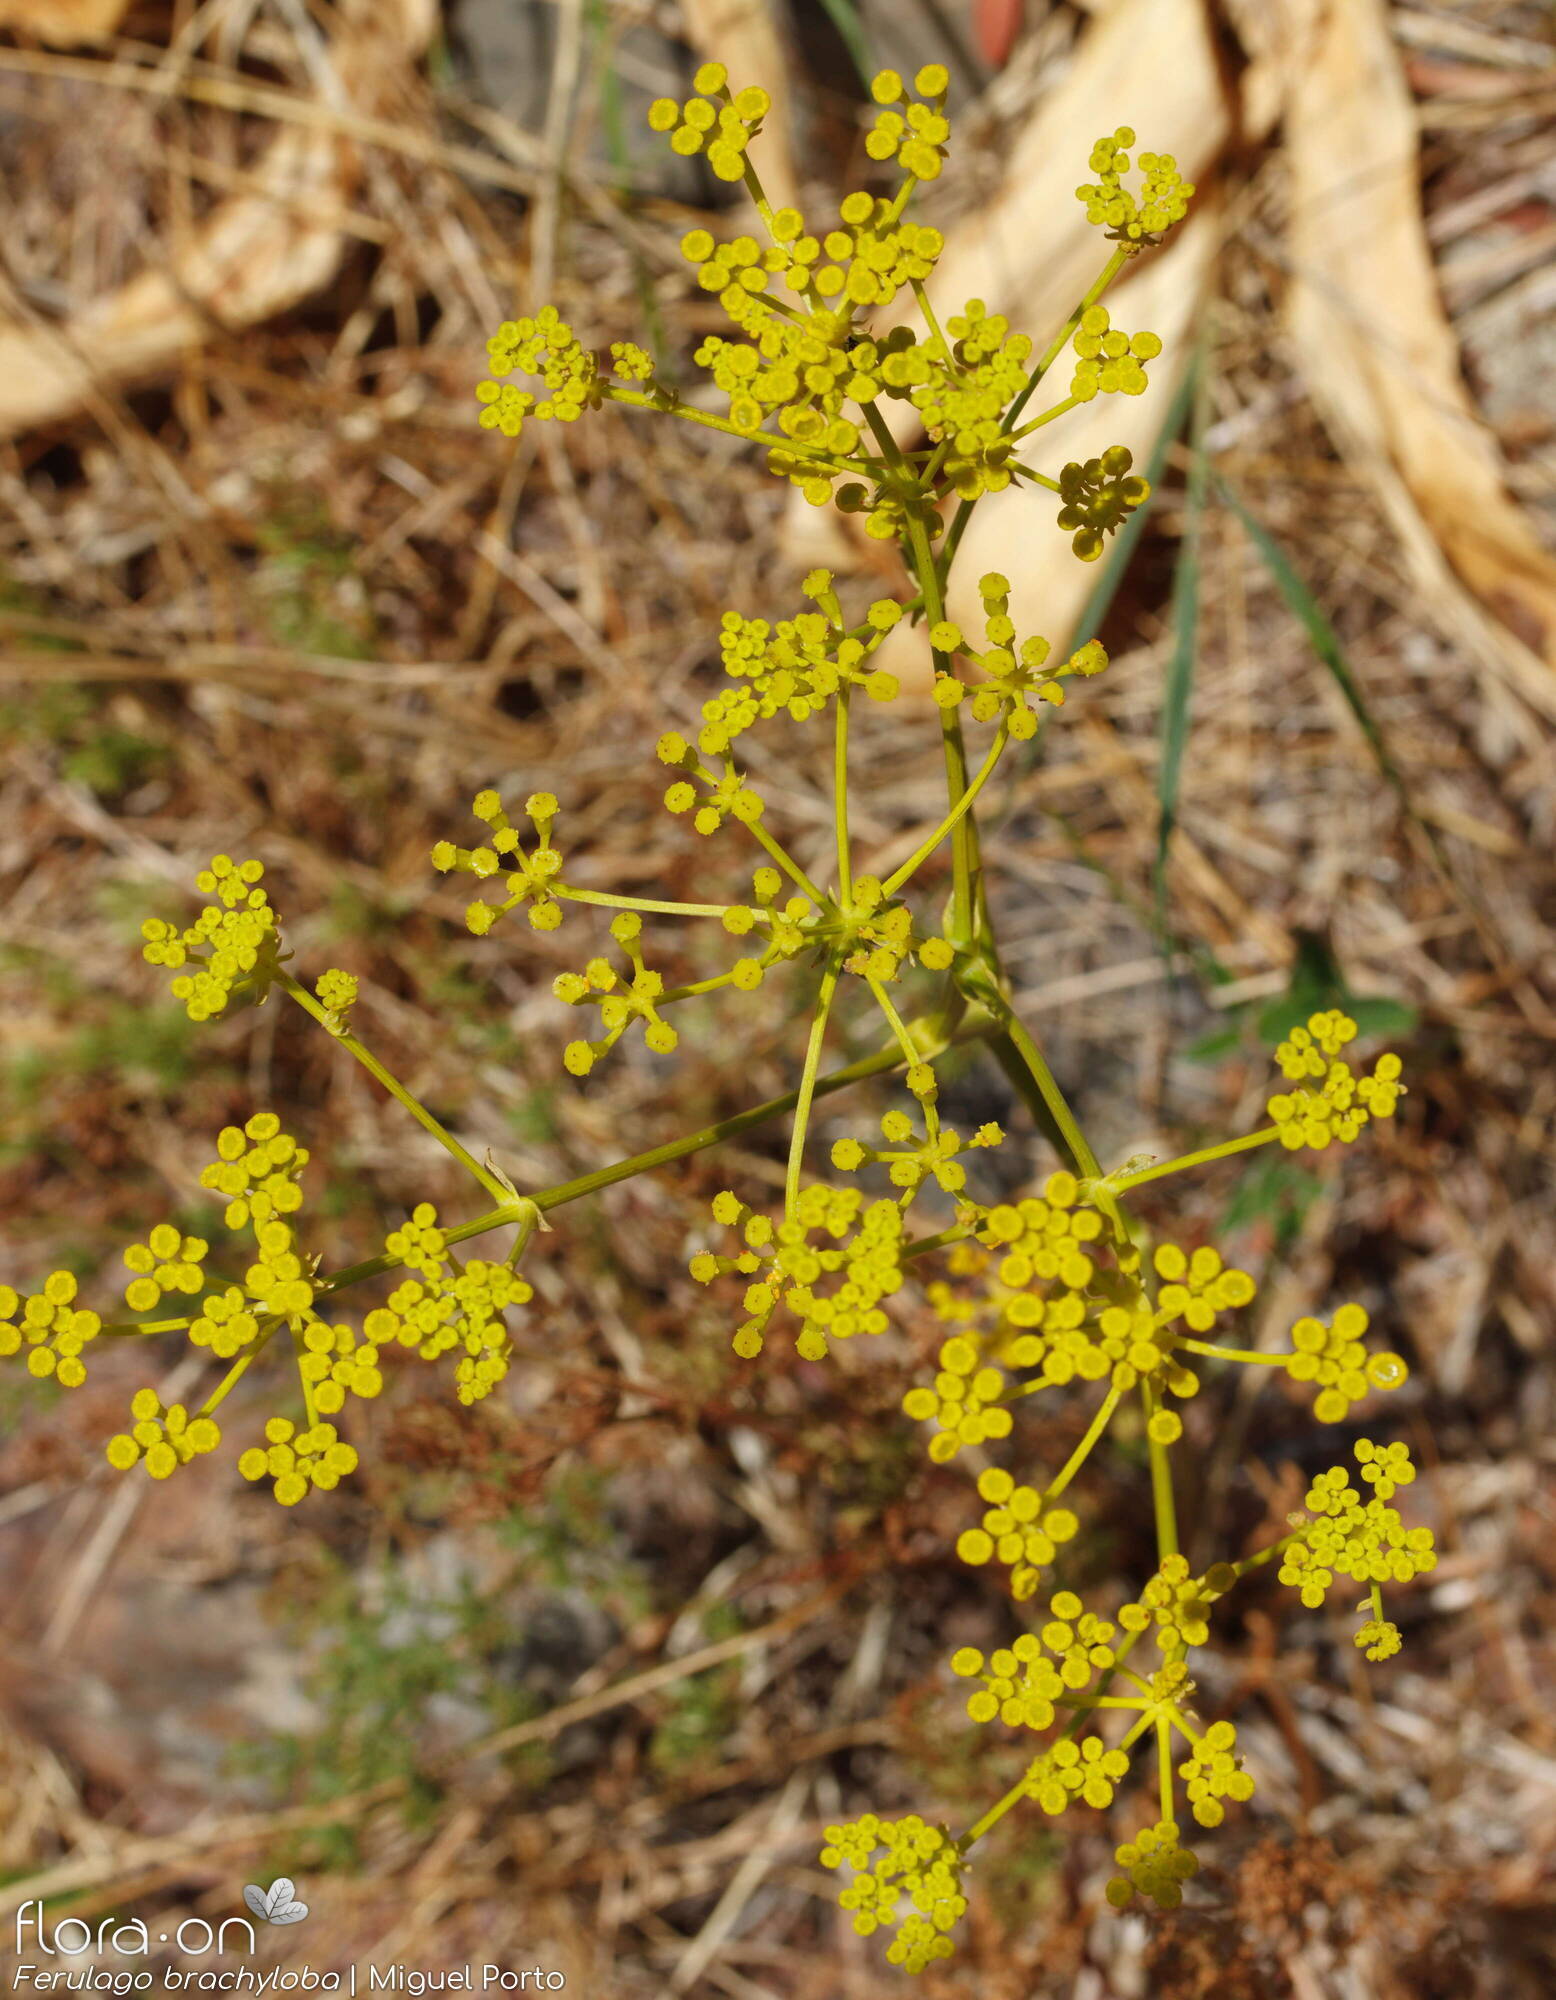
1344 995 1419 1038
1183 1025 1243 1064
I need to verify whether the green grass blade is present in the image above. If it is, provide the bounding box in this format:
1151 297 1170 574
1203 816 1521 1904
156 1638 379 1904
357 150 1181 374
1212 467 1474 915
813 0 875 90
1211 470 1408 796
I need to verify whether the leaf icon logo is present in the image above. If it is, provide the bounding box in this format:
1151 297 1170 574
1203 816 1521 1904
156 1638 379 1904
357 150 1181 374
243 1879 310 1925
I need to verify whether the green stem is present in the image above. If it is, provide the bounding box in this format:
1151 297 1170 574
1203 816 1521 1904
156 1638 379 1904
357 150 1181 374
1157 1717 1174 1822
787 953 844 1215
746 816 827 906
555 886 762 922
978 998 1100 1181
1230 1531 1300 1582
911 279 961 376
278 971 511 1205
604 387 865 479
900 1221 976 1263
113 1001 1004 1337
1179 1338 1285 1367
866 975 938 1139
1009 393 1085 443
903 507 981 945
1113 1126 1279 1192
834 686 852 904
1043 1379 1125 1503
196 1328 278 1417
881 722 1010 900
1142 1378 1180 1563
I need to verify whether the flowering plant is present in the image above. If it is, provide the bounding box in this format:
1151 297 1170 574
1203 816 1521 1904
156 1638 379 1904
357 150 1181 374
4 63 1435 1972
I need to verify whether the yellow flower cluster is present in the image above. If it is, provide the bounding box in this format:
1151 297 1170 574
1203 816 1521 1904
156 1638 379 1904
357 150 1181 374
298 1319 383 1414
931 574 1110 737
648 62 771 183
1282 1302 1408 1424
1355 1615 1402 1662
833 1110 1003 1196
820 1811 966 1974
700 577 902 753
976 1176 1104 1289
659 741 766 839
432 789 564 935
106 1390 220 1478
865 65 952 182
900 1332 1014 1461
950 1637 1066 1729
1070 304 1163 400
1118 1554 1236 1655
123 1223 208 1314
1279 1443 1437 1609
1075 128 1196 243
690 1185 905 1360
1152 1241 1256 1333
726 866 817 965
927 1177 1114 1386
555 913 679 1076
1024 1735 1131 1815
363 1205 531 1406
912 299 1034 502
141 854 282 1022
1037 1590 1123 1689
0 1272 102 1387
1267 1011 1406 1148
1354 1434 1414 1501
1091 1291 1194 1399
241 1217 316 1323
1177 1718 1254 1827
954 1465 1079 1600
1106 1821 1200 1910
238 1415 358 1506
315 967 358 1034
477 307 600 439
199 1112 309 1233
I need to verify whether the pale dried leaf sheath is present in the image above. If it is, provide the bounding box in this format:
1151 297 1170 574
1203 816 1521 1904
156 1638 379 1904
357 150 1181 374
0 0 437 441
1282 0 1556 720
680 0 800 215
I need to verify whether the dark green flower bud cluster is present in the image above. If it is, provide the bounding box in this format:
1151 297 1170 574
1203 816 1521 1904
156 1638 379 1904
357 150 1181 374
1055 446 1151 561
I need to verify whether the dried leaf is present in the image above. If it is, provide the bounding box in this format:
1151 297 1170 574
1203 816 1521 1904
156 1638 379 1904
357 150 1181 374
679 0 800 214
0 0 127 44
0 0 436 441
1280 0 1556 721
